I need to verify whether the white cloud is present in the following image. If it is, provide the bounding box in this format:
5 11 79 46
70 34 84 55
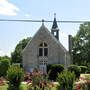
24 14 30 17
0 49 6 56
59 31 69 51
0 0 19 16
0 49 11 57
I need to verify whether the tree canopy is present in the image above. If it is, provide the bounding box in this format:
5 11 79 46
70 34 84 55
0 59 10 76
11 37 32 63
72 22 90 65
0 56 10 61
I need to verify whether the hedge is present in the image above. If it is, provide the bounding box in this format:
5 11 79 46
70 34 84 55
67 65 81 79
47 64 64 81
79 66 87 73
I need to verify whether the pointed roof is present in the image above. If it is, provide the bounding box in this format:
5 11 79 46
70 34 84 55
52 13 58 29
23 24 68 53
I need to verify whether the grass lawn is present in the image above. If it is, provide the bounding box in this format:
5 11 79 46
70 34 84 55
0 83 58 90
0 84 8 90
0 84 28 90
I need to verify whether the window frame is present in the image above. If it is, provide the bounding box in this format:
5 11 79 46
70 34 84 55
39 42 48 57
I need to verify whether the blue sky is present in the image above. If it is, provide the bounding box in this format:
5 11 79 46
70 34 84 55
0 0 90 56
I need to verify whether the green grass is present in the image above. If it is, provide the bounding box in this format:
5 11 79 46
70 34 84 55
0 84 28 90
0 84 58 90
20 84 28 90
0 84 8 90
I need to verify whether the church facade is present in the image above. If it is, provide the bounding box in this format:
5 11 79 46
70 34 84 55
23 17 71 73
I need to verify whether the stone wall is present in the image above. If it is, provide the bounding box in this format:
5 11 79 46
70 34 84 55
23 25 70 72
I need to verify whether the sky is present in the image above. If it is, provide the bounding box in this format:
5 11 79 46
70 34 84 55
0 0 90 57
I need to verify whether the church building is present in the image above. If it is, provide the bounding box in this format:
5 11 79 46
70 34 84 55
23 15 72 73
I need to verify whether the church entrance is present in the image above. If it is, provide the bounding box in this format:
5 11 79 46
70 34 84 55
39 60 47 74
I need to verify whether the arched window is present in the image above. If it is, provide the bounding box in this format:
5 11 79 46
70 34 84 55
39 42 48 56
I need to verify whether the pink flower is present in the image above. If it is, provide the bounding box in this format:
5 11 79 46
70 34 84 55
26 75 29 77
51 80 55 87
40 71 43 75
87 80 90 83
26 80 32 83
52 83 55 87
39 80 42 84
44 80 47 82
24 75 26 77
26 75 29 80
79 77 84 80
52 80 54 83
47 83 50 86
27 72 30 75
45 72 47 75
41 83 45 87
39 82 40 87
76 84 81 90
31 73 34 76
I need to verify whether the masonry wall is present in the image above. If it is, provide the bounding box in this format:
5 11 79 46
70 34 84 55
23 26 68 72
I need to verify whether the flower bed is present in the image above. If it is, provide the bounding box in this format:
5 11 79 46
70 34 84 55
75 74 90 90
24 71 55 90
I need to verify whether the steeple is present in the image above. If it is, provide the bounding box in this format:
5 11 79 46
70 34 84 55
51 13 59 40
52 13 58 29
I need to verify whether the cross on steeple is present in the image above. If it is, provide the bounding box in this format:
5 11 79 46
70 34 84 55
52 13 58 29
54 13 56 18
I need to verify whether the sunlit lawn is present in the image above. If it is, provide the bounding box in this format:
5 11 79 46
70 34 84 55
0 84 8 90
0 83 58 90
0 84 28 90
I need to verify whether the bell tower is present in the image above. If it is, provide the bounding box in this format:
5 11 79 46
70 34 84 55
51 13 59 40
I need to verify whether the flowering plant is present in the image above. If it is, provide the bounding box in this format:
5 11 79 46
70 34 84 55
75 80 87 90
75 74 90 90
24 71 55 90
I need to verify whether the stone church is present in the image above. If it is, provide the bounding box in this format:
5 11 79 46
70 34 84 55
23 16 72 73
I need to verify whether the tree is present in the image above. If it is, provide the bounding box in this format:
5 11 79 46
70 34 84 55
72 22 90 65
0 59 10 76
11 37 32 63
0 56 10 61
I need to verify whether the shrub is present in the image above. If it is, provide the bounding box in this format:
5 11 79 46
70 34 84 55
7 66 24 90
87 63 90 73
11 63 23 68
68 65 81 79
57 70 75 90
86 68 90 73
87 63 90 68
12 63 20 67
79 66 87 73
47 64 64 80
0 59 10 77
